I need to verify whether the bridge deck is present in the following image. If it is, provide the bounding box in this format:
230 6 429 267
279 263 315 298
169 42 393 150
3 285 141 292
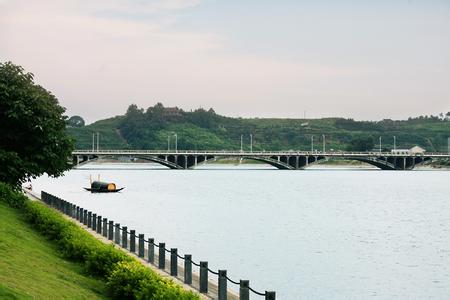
73 150 450 158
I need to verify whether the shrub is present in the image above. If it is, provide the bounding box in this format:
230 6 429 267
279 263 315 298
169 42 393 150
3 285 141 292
107 261 155 299
85 244 132 276
108 261 199 300
0 182 27 208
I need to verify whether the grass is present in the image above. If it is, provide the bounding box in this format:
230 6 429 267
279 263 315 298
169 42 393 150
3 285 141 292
0 202 108 299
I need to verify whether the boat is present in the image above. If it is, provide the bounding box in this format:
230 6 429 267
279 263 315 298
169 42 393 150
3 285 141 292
84 178 124 193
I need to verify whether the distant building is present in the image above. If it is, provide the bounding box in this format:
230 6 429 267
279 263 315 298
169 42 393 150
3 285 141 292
391 146 426 155
163 107 183 117
409 146 426 154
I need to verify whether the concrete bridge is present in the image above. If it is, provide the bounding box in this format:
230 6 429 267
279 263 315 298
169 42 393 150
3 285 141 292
72 150 450 170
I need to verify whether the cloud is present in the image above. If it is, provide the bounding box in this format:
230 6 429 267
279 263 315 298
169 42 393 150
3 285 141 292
2 0 447 122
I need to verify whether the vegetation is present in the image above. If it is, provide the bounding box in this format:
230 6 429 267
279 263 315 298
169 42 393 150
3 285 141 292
0 62 73 187
69 103 450 153
0 183 199 300
67 115 86 127
0 200 108 298
346 136 375 151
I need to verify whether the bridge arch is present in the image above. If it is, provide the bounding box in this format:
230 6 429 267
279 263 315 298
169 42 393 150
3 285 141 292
135 156 183 169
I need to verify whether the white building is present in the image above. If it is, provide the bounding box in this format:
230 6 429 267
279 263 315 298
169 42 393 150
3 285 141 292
391 146 426 155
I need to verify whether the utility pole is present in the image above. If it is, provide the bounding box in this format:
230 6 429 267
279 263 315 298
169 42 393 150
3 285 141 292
167 135 170 151
393 136 396 150
322 134 325 153
240 135 243 152
379 136 382 153
96 132 99 151
311 135 314 152
92 133 95 151
174 133 178 153
250 134 253 153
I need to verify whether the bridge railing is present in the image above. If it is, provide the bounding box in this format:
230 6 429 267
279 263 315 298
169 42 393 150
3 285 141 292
41 191 276 300
73 149 450 157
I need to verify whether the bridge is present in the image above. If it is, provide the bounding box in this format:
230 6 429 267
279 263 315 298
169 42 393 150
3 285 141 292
72 150 450 170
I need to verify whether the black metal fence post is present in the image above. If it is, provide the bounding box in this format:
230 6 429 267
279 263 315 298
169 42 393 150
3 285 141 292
76 206 80 220
122 226 128 249
114 223 120 244
97 216 102 234
199 261 208 293
265 291 276 300
158 243 165 269
184 254 192 284
170 248 178 276
108 220 114 240
240 280 249 300
138 234 144 257
87 212 92 228
92 213 97 231
148 238 154 263
218 270 227 300
102 218 107 237
83 210 88 226
79 208 84 223
130 230 136 253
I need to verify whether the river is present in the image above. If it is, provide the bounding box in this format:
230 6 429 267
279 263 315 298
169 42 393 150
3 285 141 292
30 163 450 299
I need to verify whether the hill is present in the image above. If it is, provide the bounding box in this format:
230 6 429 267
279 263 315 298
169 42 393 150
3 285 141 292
68 103 450 152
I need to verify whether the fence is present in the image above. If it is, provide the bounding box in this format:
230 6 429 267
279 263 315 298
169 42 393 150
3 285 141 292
41 191 276 300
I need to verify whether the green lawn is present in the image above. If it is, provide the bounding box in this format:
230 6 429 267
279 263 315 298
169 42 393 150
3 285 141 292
0 202 108 299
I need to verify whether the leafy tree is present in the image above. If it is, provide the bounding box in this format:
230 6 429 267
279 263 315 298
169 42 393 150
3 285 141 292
67 115 85 127
346 136 374 151
0 61 73 186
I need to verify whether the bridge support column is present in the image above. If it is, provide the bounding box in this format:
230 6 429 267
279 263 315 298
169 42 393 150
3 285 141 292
295 156 299 169
184 155 188 169
194 156 198 167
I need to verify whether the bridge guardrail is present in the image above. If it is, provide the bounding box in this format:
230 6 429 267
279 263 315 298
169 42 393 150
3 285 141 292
41 191 276 300
73 149 450 157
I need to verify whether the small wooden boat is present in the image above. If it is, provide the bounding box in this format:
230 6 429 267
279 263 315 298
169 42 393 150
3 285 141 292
84 181 124 193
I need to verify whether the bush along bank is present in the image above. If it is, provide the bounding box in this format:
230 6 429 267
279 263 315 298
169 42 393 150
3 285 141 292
0 183 199 300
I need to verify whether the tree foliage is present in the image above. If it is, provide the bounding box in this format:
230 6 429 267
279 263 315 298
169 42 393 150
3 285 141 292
67 115 85 127
68 102 450 152
346 136 375 151
0 61 73 186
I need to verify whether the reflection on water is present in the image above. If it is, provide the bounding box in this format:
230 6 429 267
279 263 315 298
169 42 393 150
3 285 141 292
31 163 450 299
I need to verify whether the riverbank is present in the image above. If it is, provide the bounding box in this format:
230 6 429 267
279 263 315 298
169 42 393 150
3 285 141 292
0 183 200 300
0 201 108 298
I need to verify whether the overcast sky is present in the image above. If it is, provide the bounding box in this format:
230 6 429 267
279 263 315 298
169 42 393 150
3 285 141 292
1 0 449 123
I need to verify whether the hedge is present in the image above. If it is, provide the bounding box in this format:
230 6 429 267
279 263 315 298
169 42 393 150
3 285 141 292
0 182 199 300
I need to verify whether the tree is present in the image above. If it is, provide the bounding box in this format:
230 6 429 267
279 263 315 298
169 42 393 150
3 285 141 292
346 136 374 151
67 115 85 127
0 62 74 187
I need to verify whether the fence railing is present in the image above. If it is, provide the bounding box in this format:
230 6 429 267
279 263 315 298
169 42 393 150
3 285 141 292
41 191 276 300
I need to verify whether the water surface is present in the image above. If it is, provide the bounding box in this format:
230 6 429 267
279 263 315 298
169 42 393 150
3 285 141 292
31 163 450 299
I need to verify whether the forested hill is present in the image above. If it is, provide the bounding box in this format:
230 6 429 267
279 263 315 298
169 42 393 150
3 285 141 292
67 103 450 152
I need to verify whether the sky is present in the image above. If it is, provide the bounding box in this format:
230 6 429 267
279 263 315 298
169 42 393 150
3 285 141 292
1 0 449 123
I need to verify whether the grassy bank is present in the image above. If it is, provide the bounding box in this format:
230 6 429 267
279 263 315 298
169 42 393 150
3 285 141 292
0 201 108 299
0 183 199 299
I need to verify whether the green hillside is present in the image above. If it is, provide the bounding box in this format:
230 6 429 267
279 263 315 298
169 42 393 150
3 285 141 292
68 103 450 152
